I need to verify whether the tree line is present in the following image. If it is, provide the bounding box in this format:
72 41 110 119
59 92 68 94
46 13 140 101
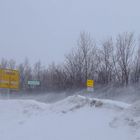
1 32 140 91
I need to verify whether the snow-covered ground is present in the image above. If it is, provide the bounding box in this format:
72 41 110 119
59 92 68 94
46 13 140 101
0 95 140 140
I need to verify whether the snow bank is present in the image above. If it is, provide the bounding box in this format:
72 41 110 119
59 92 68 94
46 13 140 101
126 100 140 117
0 95 130 116
0 95 139 140
110 99 140 138
0 99 49 120
49 95 130 114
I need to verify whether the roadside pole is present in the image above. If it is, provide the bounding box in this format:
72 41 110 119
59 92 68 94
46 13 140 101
7 76 10 99
7 88 10 99
86 79 94 98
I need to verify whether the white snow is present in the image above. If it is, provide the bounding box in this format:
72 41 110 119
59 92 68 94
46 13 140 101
0 95 139 140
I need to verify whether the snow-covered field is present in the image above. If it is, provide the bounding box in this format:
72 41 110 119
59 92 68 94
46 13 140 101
0 95 140 140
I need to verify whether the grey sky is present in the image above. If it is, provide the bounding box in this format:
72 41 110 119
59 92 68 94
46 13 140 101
0 0 140 66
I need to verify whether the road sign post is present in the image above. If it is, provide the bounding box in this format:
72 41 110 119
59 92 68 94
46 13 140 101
0 69 20 90
27 80 40 86
0 69 20 98
86 79 94 93
27 80 40 90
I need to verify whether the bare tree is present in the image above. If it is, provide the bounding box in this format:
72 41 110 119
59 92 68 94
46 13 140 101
77 32 95 85
116 32 135 86
22 58 32 90
33 61 42 80
64 32 97 89
8 59 16 69
0 58 8 69
131 39 140 83
98 39 114 84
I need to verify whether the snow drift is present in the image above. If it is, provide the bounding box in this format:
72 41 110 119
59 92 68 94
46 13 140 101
0 95 139 140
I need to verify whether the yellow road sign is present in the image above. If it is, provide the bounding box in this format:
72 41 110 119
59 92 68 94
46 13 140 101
0 69 20 89
87 79 94 87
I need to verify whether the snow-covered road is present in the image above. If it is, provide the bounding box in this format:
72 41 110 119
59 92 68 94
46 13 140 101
0 95 139 140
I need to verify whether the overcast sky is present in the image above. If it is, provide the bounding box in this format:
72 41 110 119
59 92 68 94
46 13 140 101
0 0 140 66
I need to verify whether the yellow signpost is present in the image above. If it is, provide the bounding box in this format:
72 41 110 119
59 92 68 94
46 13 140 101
87 79 94 87
0 69 19 89
87 79 94 92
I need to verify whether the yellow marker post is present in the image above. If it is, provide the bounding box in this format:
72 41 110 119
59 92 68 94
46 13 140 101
87 80 94 87
86 79 94 92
